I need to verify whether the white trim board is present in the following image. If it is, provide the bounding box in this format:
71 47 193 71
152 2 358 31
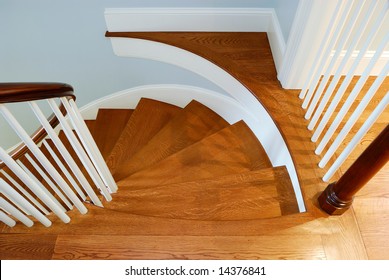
104 8 286 72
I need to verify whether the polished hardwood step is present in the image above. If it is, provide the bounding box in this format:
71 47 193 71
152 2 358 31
114 100 230 180
93 109 133 158
111 167 298 220
105 98 181 177
119 120 271 187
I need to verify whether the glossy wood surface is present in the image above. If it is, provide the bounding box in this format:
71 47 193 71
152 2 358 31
0 82 75 103
114 100 229 180
106 98 181 176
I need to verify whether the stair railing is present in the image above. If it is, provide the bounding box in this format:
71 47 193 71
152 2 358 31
318 124 388 214
294 0 388 199
0 83 117 227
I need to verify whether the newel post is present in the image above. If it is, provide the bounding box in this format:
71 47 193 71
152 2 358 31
318 124 389 215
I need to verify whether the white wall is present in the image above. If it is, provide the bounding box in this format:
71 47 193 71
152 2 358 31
0 0 299 149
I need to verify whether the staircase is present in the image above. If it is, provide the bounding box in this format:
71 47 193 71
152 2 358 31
1 96 299 235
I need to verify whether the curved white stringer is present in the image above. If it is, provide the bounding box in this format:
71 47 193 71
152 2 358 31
81 84 306 213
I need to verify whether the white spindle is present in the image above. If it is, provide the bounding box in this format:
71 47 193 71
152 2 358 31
24 154 74 209
0 170 50 215
302 0 354 109
0 197 34 227
323 91 389 181
0 210 16 227
41 141 86 201
299 0 344 99
0 104 87 214
42 141 86 202
0 147 70 224
0 180 30 215
304 0 366 119
63 98 118 193
29 101 102 207
0 178 52 227
16 159 67 212
48 99 112 201
319 61 389 168
314 34 389 150
308 3 389 138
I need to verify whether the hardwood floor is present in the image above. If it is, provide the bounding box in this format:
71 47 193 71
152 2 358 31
0 32 387 260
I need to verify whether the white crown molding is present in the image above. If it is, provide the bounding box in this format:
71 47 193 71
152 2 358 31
104 7 285 72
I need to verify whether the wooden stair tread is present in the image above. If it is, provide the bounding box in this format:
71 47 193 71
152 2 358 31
119 120 271 187
105 98 181 177
93 109 133 158
2 202 308 237
110 167 298 221
114 100 230 180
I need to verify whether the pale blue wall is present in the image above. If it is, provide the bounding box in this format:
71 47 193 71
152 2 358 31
0 0 299 148
273 0 299 42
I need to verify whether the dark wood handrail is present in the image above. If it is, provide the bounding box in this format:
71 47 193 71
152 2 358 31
319 124 389 215
0 82 75 103
0 83 75 168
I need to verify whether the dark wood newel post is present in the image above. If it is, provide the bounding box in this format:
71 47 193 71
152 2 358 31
318 124 389 215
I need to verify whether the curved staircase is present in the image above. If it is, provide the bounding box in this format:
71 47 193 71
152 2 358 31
2 97 299 237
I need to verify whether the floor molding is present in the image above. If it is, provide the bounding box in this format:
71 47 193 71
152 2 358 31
104 8 285 72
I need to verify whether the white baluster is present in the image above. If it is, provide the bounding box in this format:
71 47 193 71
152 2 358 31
48 99 112 201
305 0 366 120
0 178 52 227
310 6 389 139
0 209 16 227
24 155 75 210
302 0 354 109
62 98 118 193
306 0 378 124
29 101 102 207
0 147 69 224
323 91 389 181
0 197 34 227
42 141 85 201
314 35 389 151
0 170 50 215
319 61 389 168
0 104 87 214
0 178 30 215
299 0 344 100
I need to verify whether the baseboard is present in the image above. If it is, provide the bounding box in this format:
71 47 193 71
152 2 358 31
104 8 286 72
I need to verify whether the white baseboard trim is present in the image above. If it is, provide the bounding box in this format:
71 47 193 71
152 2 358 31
104 7 285 73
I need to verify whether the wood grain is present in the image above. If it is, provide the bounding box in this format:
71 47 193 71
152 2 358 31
106 98 181 176
118 121 271 187
110 167 300 221
114 100 229 180
93 109 133 158
53 234 326 260
0 234 57 259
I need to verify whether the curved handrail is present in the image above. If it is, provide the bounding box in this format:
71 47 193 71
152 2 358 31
0 83 75 103
0 82 75 168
